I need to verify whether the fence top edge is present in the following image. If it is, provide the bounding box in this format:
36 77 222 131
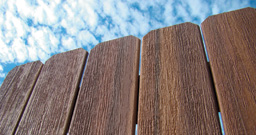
1 61 43 85
142 22 199 40
44 48 88 64
13 60 43 68
201 7 255 25
90 35 140 52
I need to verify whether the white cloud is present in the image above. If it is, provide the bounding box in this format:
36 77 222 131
176 4 192 22
12 38 28 63
44 5 58 25
0 73 5 78
77 30 98 50
81 4 98 28
49 33 59 53
0 64 6 78
37 49 49 63
34 7 46 24
95 25 106 36
15 0 35 18
102 0 115 15
27 44 38 61
30 28 50 53
0 65 3 72
4 11 16 42
130 9 150 35
211 0 250 15
212 4 220 15
116 1 129 19
0 0 254 82
62 36 76 50
163 1 176 25
128 0 156 11
12 16 28 37
186 0 209 22
63 3 75 19
27 27 57 62
7 0 16 14
0 39 15 63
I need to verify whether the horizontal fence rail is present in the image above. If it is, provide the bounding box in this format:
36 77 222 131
0 7 255 135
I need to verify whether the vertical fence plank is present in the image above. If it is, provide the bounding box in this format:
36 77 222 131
0 61 43 135
201 7 256 135
69 36 140 135
138 23 221 134
15 48 88 135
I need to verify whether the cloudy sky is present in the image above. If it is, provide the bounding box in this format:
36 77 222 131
0 0 255 86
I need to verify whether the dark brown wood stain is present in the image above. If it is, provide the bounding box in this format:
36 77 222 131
69 36 140 135
0 61 43 135
138 23 221 135
0 7 254 135
15 48 88 135
201 7 256 135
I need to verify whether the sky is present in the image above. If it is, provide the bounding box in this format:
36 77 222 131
0 0 255 86
0 0 255 134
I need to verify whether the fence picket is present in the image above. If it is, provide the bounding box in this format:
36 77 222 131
201 7 256 135
138 23 221 134
69 36 140 135
0 61 42 135
15 48 88 135
0 7 255 135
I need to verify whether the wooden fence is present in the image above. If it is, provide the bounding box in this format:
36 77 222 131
0 7 255 135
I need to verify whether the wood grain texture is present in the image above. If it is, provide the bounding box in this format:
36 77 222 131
201 7 256 135
138 23 221 135
15 48 88 135
69 36 140 135
0 61 43 135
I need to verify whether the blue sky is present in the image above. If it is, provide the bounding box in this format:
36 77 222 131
0 0 255 85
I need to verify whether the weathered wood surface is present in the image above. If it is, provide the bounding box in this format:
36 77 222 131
69 36 140 135
138 23 221 134
15 48 88 135
201 7 256 135
0 61 42 135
